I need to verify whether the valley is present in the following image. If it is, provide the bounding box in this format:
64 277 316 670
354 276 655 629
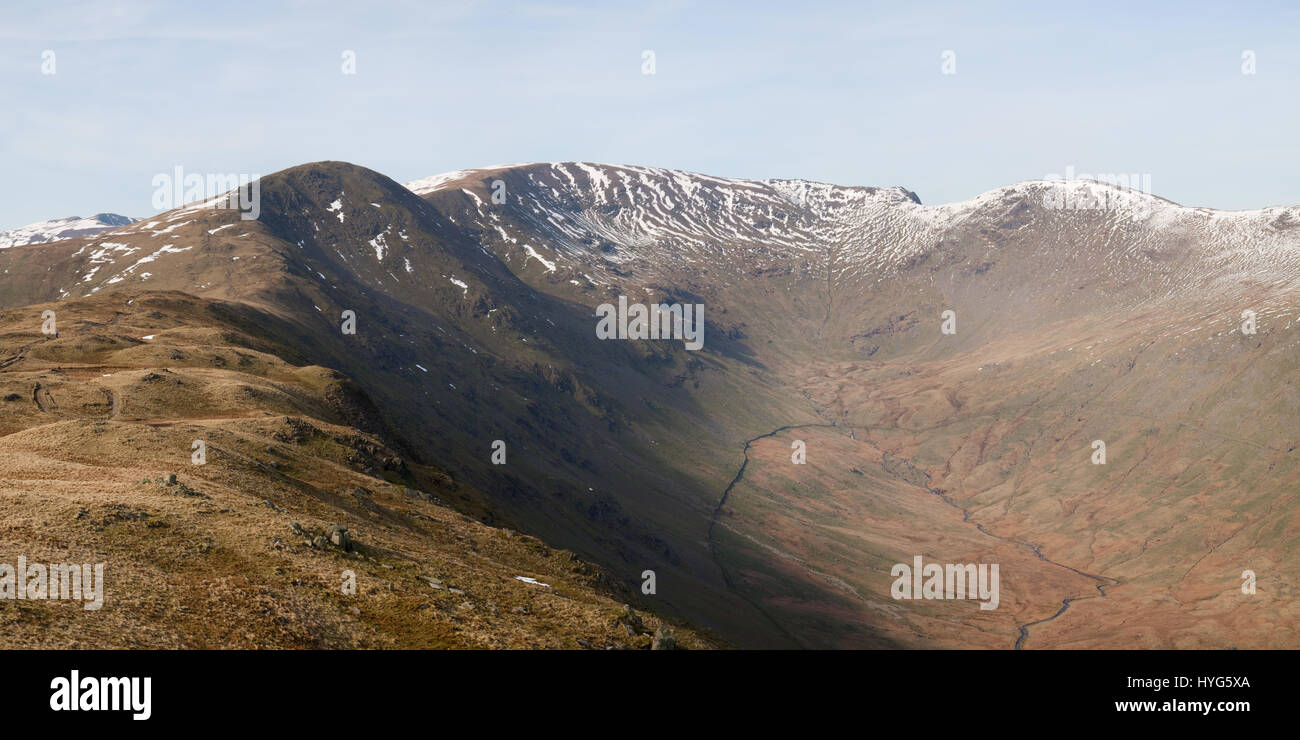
1 160 1296 648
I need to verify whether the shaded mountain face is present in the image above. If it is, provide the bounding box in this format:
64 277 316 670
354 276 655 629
0 213 136 249
1 161 1297 648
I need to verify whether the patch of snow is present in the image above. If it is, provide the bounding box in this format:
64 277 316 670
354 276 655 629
327 197 345 223
369 232 389 260
522 244 556 272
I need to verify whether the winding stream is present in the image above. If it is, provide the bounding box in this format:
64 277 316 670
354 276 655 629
707 420 1122 649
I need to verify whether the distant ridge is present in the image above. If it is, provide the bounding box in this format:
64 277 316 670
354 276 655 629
0 212 136 249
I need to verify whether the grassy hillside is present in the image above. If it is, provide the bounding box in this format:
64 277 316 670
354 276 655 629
0 291 714 649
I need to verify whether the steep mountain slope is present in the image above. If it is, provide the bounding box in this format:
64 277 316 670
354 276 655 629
2 160 1297 648
0 163 795 647
0 290 712 649
410 163 1300 647
0 213 135 249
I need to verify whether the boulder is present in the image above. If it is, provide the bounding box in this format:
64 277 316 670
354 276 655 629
651 624 677 650
326 524 352 551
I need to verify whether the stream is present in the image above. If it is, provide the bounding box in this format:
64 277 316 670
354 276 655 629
707 420 1122 649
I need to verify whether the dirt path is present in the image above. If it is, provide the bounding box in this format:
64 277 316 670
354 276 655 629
102 387 120 419
0 338 43 371
31 382 55 413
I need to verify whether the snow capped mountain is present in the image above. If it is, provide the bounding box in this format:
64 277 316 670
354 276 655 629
0 213 136 249
406 163 1300 297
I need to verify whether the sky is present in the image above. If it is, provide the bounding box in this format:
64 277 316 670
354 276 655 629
1 0 1298 228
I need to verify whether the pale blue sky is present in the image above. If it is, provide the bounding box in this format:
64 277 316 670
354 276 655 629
2 0 1298 227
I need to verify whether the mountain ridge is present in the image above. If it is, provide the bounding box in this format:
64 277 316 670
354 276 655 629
2 158 1296 648
407 161 1300 214
0 213 137 250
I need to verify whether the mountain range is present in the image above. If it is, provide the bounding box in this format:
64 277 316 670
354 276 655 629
1 161 1296 648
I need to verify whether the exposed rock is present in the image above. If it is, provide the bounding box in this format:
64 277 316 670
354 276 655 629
274 417 319 444
651 624 677 650
621 604 645 633
326 524 352 551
